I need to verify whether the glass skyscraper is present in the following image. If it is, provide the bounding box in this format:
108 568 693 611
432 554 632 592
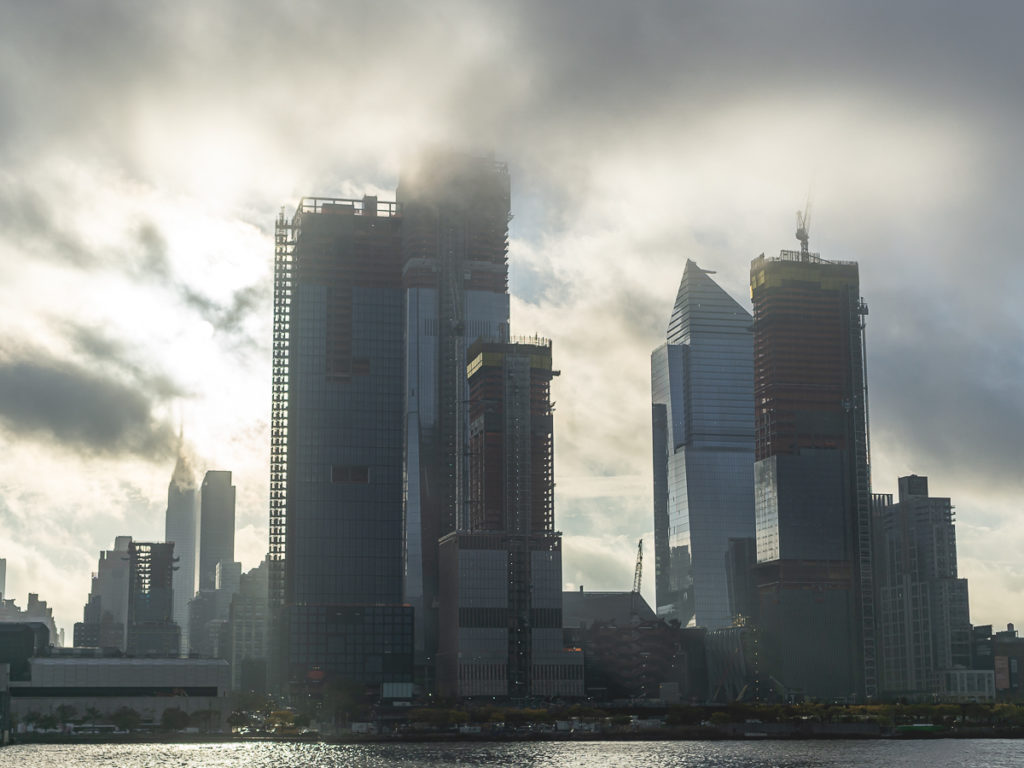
651 260 754 630
272 195 413 690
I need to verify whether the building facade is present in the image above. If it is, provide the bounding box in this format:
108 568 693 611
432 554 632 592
872 475 971 698
749 246 875 700
651 259 754 629
271 194 413 692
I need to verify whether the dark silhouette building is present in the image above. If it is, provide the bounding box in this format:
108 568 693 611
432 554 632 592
749 243 874 700
437 339 582 699
126 541 179 657
270 193 412 693
73 536 132 652
198 470 236 592
400 154 512 687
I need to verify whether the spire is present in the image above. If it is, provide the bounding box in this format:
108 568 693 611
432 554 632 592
170 428 196 491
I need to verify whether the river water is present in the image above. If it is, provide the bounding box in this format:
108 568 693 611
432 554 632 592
1 739 1023 768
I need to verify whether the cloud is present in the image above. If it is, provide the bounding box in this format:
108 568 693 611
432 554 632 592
0 344 178 459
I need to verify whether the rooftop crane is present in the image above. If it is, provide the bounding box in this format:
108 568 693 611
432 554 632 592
795 204 812 255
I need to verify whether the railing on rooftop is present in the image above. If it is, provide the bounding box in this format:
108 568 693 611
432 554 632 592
295 196 401 217
764 249 858 267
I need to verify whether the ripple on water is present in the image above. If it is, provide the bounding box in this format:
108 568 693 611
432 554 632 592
2 739 1024 768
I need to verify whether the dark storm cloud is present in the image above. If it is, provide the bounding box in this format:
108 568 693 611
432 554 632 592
62 323 185 401
0 346 178 459
868 299 1024 492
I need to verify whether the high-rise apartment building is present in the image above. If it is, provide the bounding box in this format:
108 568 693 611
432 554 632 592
198 470 236 592
270 193 413 692
165 447 197 655
873 476 971 698
126 541 179 657
399 154 512 683
749 244 874 700
651 260 754 629
73 535 132 651
437 339 582 699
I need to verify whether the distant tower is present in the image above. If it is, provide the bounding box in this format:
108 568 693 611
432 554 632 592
651 260 754 629
0 557 5 599
165 440 197 655
198 471 236 591
126 541 180 657
73 535 132 651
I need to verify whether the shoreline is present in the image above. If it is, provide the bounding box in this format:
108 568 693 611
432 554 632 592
7 726 1024 746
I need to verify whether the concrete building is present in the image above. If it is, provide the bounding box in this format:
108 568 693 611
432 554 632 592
873 476 971 699
198 470 236 592
651 259 754 629
749 242 874 700
6 655 230 729
165 446 197 655
126 542 179 658
270 193 413 694
437 340 582 699
400 154 512 687
73 536 132 652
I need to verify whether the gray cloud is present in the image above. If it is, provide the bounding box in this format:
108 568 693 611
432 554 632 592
0 345 178 459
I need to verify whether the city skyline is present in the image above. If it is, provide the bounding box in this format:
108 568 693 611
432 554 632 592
1 2 1022 641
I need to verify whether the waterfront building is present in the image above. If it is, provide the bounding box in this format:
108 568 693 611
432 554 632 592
651 259 754 629
437 340 582 699
399 154 512 685
872 475 971 699
749 239 874 700
270 193 412 693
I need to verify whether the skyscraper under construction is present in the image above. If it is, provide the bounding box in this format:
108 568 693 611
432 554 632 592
399 154 512 686
269 154 516 694
749 237 875 700
270 194 413 693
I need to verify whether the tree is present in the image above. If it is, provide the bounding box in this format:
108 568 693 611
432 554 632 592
55 704 77 725
111 706 142 732
161 707 190 732
83 706 103 725
36 713 59 731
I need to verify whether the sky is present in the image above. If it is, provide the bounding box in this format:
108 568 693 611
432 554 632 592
1 1 1022 639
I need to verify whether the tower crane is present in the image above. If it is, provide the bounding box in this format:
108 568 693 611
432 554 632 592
795 204 812 256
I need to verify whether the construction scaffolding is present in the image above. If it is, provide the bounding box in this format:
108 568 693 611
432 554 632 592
268 209 293 609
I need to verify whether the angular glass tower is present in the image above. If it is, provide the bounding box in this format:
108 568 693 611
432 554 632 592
651 260 754 630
